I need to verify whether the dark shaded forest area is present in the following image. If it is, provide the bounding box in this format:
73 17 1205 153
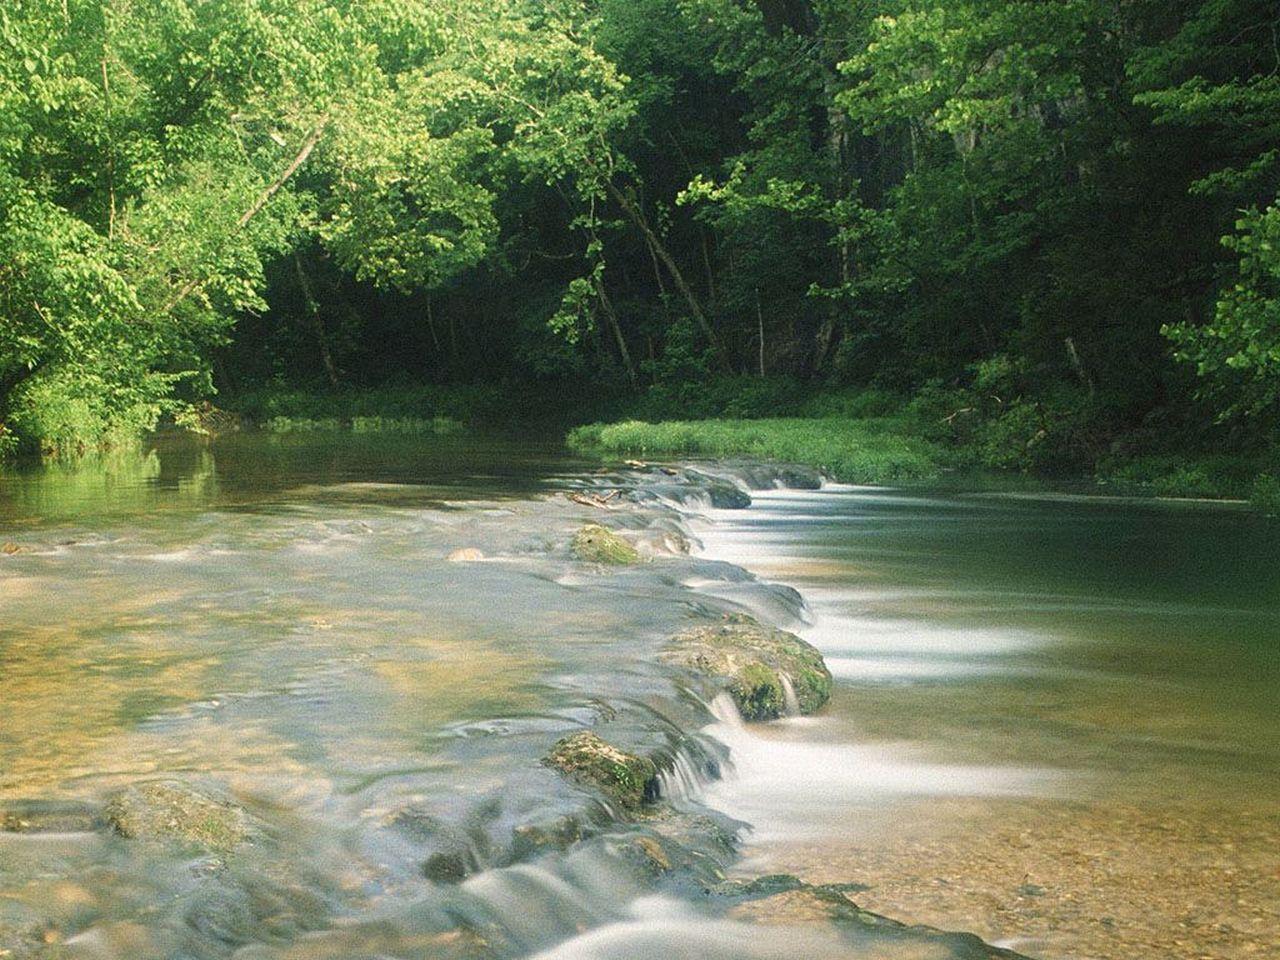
2 0 1278 489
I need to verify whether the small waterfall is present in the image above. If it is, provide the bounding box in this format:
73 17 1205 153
653 731 728 801
656 750 705 801
455 851 640 953
708 692 745 730
778 674 801 717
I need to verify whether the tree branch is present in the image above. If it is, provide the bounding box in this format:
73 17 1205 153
162 117 329 315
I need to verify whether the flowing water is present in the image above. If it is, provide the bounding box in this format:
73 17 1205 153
692 486 1280 959
1 435 1276 960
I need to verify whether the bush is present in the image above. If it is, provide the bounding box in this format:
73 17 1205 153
224 382 509 427
1252 474 1280 515
4 369 167 458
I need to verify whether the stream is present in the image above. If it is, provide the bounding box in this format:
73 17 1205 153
1 433 1276 960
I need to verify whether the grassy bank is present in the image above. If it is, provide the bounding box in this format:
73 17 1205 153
568 418 950 484
567 375 1280 515
224 383 512 429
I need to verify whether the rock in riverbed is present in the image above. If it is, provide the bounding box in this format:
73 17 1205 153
662 616 832 721
1 800 101 834
105 781 249 851
544 732 657 810
716 875 1030 958
572 524 643 565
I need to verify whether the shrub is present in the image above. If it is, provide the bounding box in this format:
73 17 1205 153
1250 474 1280 515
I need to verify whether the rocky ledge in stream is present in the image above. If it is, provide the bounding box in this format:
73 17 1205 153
661 614 833 720
0 459 1030 960
533 460 1031 960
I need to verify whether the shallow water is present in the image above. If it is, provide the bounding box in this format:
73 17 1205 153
2 439 1277 960
690 485 1280 959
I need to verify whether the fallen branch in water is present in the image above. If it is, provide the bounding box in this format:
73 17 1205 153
568 491 620 510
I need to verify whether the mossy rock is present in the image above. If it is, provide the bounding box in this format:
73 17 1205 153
104 781 249 851
544 732 657 811
661 616 832 721
572 524 643 565
510 815 584 861
704 482 752 509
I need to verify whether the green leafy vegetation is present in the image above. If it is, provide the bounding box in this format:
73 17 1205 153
2 0 1278 503
570 416 946 484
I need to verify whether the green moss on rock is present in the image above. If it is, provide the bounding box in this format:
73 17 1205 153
572 524 643 565
104 781 249 851
661 616 832 721
545 732 657 810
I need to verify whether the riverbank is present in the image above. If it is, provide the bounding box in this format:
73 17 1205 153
10 377 1278 517
568 416 1280 513
569 419 949 485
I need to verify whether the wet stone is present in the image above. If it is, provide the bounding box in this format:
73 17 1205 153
661 615 832 721
1 800 102 834
104 781 249 851
571 524 643 565
510 816 585 861
716 876 1031 959
544 732 658 811
423 851 475 885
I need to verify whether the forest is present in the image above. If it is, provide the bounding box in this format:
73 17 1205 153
2 0 1279 497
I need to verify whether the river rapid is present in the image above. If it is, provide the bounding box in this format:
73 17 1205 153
1 433 1276 960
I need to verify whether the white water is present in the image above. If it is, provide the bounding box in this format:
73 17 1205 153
685 488 1072 845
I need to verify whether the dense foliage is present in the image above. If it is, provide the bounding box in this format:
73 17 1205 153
2 0 1278 473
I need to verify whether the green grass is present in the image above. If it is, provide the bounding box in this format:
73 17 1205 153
224 383 512 427
262 414 463 435
568 417 949 484
1093 452 1277 500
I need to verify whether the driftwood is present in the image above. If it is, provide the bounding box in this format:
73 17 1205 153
568 491 620 510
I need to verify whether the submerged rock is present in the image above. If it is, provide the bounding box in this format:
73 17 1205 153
661 616 832 721
105 781 249 851
1 800 101 834
509 815 585 861
544 732 657 811
571 524 643 565
716 875 1030 958
704 482 752 509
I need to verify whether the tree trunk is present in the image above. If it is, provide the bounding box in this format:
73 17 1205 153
597 282 638 387
163 117 329 314
756 288 766 377
604 180 731 372
0 362 45 435
293 253 341 389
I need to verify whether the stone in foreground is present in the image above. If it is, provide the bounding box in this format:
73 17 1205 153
662 615 832 721
105 781 249 851
572 524 642 565
544 732 657 811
